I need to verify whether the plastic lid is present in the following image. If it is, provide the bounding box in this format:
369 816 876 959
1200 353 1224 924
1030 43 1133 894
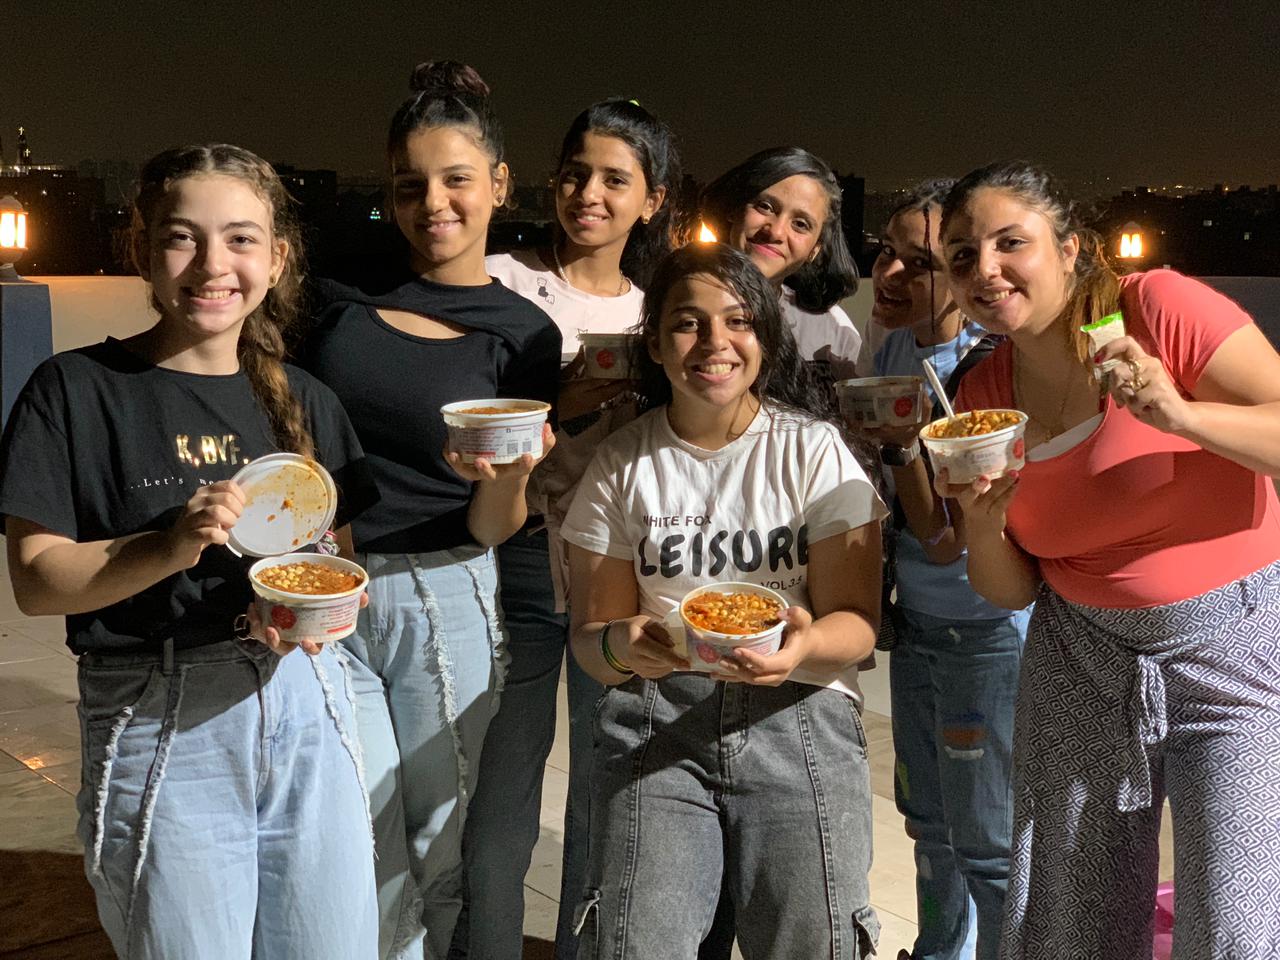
226 453 337 558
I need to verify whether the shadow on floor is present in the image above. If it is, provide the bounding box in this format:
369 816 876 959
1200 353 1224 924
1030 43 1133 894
522 937 556 959
0 847 559 960
0 850 113 958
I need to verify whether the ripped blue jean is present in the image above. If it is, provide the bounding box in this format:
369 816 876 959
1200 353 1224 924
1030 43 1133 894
345 547 508 960
76 638 377 960
889 605 1026 960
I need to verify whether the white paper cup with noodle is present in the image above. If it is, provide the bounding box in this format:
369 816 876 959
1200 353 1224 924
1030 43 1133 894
920 409 1028 485
441 399 550 464
249 553 368 644
836 376 930 428
678 582 789 672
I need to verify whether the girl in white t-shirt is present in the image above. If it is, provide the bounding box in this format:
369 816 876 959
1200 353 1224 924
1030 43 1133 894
702 146 865 383
562 243 886 958
462 99 680 960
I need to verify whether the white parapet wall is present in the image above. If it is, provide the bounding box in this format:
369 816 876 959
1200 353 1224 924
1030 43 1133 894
28 276 155 353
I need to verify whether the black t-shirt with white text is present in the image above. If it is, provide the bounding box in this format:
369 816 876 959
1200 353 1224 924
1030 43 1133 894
300 273 560 554
0 338 377 655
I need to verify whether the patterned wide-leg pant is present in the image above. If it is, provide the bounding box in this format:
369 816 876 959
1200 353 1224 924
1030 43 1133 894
1001 561 1280 960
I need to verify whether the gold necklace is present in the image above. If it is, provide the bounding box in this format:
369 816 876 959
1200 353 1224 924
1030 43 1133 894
1012 349 1094 442
552 242 628 296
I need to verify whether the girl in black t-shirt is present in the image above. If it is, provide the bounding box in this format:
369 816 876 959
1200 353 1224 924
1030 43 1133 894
0 145 378 957
300 61 559 960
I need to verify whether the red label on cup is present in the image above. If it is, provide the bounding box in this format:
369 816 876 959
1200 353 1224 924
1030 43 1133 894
271 604 298 629
595 348 616 370
695 642 721 664
894 396 915 417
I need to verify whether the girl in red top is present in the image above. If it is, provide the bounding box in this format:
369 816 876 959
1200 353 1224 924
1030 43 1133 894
938 161 1280 960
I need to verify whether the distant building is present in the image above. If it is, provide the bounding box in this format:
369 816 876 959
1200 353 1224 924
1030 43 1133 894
1097 184 1280 276
0 163 113 274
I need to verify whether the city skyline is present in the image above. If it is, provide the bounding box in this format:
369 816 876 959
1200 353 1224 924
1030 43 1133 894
9 1 1280 192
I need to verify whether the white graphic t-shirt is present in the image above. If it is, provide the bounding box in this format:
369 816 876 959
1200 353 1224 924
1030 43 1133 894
562 403 887 700
780 286 863 383
487 248 645 365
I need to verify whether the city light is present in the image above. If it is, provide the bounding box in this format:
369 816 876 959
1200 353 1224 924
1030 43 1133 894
697 222 716 242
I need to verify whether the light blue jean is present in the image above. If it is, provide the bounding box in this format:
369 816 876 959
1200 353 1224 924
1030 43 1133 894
344 547 507 960
76 638 377 960
889 605 1026 960
451 530 602 960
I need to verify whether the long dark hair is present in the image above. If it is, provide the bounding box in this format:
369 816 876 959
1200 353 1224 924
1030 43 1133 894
632 243 840 427
387 60 505 168
700 146 859 312
555 98 681 288
882 177 958 340
131 144 314 458
941 160 1120 365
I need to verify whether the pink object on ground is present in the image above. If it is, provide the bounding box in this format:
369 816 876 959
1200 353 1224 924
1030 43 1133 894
1151 882 1175 960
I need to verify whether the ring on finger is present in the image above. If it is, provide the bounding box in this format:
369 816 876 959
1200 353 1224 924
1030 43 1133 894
1127 357 1148 392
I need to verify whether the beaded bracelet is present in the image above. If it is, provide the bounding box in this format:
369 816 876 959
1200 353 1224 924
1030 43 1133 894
599 620 634 675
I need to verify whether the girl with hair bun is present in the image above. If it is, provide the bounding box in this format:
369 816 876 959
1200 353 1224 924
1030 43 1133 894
0 143 379 958
701 147 864 384
940 160 1280 959
470 96 679 960
301 61 561 960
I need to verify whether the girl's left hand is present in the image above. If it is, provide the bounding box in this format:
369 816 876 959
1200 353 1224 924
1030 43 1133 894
446 424 557 482
1098 336 1194 435
715 606 814 686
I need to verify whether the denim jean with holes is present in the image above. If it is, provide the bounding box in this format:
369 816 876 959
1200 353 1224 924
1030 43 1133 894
574 673 880 960
76 638 377 960
344 547 508 960
889 605 1026 960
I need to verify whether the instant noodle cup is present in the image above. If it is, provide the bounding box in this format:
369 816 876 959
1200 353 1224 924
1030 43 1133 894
441 399 551 465
920 409 1029 485
249 553 368 645
836 376 930 428
920 409 1028 484
579 332 639 380
679 582 790 671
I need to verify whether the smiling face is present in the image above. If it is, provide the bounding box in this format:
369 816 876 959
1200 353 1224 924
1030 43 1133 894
649 272 762 413
143 174 285 341
726 174 829 284
943 187 1079 336
871 207 954 331
556 131 664 252
391 125 508 276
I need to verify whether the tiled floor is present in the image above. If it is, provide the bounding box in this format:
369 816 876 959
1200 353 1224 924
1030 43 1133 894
0 548 1174 957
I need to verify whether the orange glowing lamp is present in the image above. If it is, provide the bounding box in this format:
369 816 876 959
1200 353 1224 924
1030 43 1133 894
0 196 27 259
697 222 717 243
1118 221 1144 260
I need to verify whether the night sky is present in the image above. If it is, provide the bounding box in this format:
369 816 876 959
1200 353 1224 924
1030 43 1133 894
10 1 1280 192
